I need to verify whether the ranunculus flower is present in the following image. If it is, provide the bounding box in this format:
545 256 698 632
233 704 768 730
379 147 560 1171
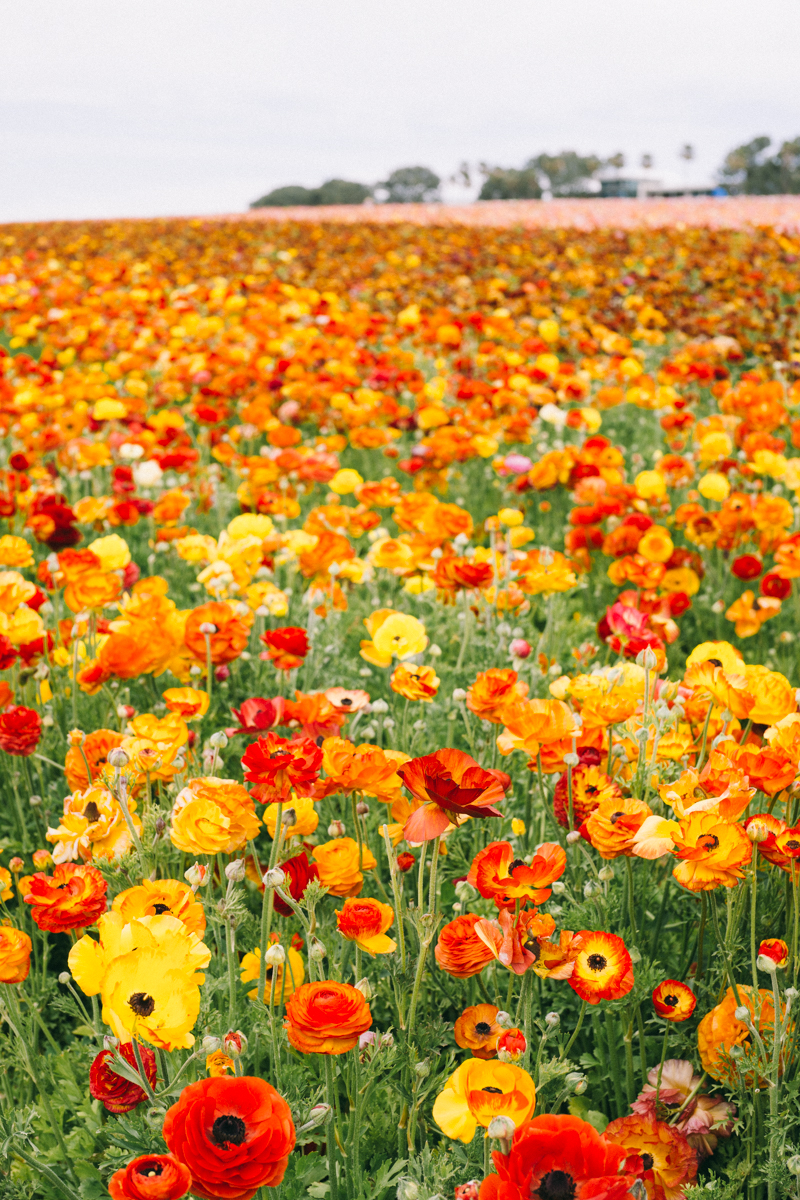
90 1043 158 1114
284 980 372 1055
20 862 107 932
336 897 396 955
184 601 250 665
241 732 322 805
108 1154 192 1200
434 913 496 978
569 930 634 1003
0 924 32 983
433 1059 536 1142
0 704 42 756
398 748 510 841
227 697 286 737
259 625 310 671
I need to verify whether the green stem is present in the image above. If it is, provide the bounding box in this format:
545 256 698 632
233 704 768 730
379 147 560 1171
710 890 742 1007
323 1055 340 1200
560 999 587 1061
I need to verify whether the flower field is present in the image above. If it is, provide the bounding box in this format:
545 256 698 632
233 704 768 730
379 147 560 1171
0 212 799 1200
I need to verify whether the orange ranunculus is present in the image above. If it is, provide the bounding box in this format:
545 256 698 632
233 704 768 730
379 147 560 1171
336 897 396 955
719 736 795 798
672 812 752 891
683 659 755 720
467 840 566 906
604 1114 697 1200
282 691 346 739
64 728 124 791
569 930 634 1003
162 687 210 720
474 908 557 976
317 737 404 800
435 913 496 978
582 795 652 859
169 777 261 855
398 748 511 841
496 698 580 758
652 979 697 1022
698 985 779 1083
745 812 798 873
64 570 122 614
454 1003 501 1059
112 879 206 938
743 665 797 725
466 668 528 724
284 980 372 1054
553 763 622 828
183 601 250 665
20 862 107 932
390 662 440 702
312 837 376 897
0 925 32 983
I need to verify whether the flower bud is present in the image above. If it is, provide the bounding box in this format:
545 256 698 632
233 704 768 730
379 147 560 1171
328 819 346 837
454 1184 479 1200
566 830 582 844
225 859 246 883
564 752 579 768
729 1043 745 1059
397 1180 420 1200
452 688 467 702
734 1006 753 1025
598 866 614 882
414 1058 431 1078
354 978 372 1000
487 1115 516 1152
198 622 218 635
545 1012 560 1029
108 747 129 768
309 938 326 961
497 1028 526 1063
281 807 297 828
265 943 286 967
8 858 24 873
103 1035 120 1050
635 647 658 670
209 731 228 749
262 866 286 889
455 880 476 903
495 1010 514 1029
747 820 770 844
58 971 71 985
356 800 370 816
29 794 42 809
223 1030 247 1057
509 638 531 659
757 954 778 974
185 862 210 889
787 1154 800 1175
565 1071 586 1090
32 849 52 869
67 728 85 747
202 1035 222 1053
298 1104 331 1133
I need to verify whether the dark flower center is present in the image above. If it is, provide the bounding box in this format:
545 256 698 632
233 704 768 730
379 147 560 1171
152 903 170 914
610 811 624 825
475 1022 492 1035
83 801 101 822
585 785 598 795
641 1154 654 1171
534 1169 576 1200
509 859 526 871
708 658 722 668
700 835 720 851
135 1161 164 1178
664 994 679 1006
786 840 800 850
340 697 353 706
586 953 607 972
212 1114 248 1146
482 1087 503 1094
127 992 155 1016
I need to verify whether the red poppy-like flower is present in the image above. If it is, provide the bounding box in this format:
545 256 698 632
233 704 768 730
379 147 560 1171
468 841 566 906
396 851 415 872
569 930 634 1003
227 697 286 737
90 1043 158 1113
0 705 42 756
260 626 310 672
241 732 322 804
20 862 107 932
731 554 763 580
761 572 792 600
479 1114 636 1200
398 749 511 841
162 1075 296 1200
652 980 697 1022
108 1154 192 1200
759 937 790 968
0 635 18 671
272 852 320 916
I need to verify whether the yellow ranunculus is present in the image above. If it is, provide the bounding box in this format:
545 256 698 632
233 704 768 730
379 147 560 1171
329 468 364 495
227 512 274 540
634 470 667 501
264 796 319 840
0 535 34 568
371 612 428 661
697 472 730 501
432 1059 536 1143
88 533 131 572
92 398 127 421
169 778 261 855
240 943 305 1002
498 508 524 527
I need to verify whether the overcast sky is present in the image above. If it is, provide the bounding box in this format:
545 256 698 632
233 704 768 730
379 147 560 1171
2 0 799 223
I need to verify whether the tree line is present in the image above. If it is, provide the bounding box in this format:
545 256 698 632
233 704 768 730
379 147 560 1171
250 136 800 207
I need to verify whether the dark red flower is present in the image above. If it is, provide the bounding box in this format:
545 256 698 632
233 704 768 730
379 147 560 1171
0 636 18 671
227 697 286 737
272 852 320 916
163 1075 296 1200
20 862 107 932
260 626 310 671
109 1154 192 1200
90 1042 157 1113
396 852 416 872
0 705 42 756
241 732 322 804
761 572 792 599
731 554 762 581
398 749 511 841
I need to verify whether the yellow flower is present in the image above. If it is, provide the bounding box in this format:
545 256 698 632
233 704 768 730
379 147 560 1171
371 612 428 661
498 508 524 527
432 1059 536 1142
329 468 364 495
698 472 730 502
169 778 261 855
312 837 377 898
0 866 12 901
46 785 141 865
87 533 131 572
637 525 674 564
206 1050 235 1076
390 662 440 702
68 912 211 1050
92 398 127 421
227 512 274 540
240 944 305 1002
0 536 34 568
264 796 319 840
634 470 667 501
162 687 210 721
112 878 206 937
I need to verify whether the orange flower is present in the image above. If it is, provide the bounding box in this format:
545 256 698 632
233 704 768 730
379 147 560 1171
569 930 634 1003
553 762 621 828
467 840 566 906
336 897 396 955
64 569 122 614
496 699 580 759
435 913 496 977
583 795 652 859
698 986 778 1083
169 777 261 855
652 980 697 1022
112 879 206 938
672 813 752 891
390 662 440 702
317 736 404 800
474 908 557 975
20 862 107 932
284 980 372 1054
604 1114 697 1200
466 668 528 724
453 1003 501 1059
725 589 780 638
0 925 32 983
312 837 377 898
759 937 789 968
162 687 210 720
183 601 250 665
398 748 510 841
533 930 584 980
64 728 124 791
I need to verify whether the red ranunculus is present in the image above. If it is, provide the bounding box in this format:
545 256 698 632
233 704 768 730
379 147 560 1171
163 1075 296 1200
20 862 107 932
399 749 511 842
259 626 310 671
731 554 762 580
241 732 322 804
227 697 286 737
272 851 320 916
0 705 42 756
0 635 18 671
761 572 792 599
90 1042 158 1113
109 1154 192 1200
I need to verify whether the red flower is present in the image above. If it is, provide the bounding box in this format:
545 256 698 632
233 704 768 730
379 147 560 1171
20 862 107 932
468 841 566 906
163 1075 296 1200
652 979 697 1022
241 732 322 804
272 852 320 916
479 1114 636 1200
396 852 416 872
0 705 42 756
759 937 790 968
90 1043 157 1113
227 697 286 737
569 930 634 1004
109 1155 192 1200
761 572 792 599
398 749 511 841
0 635 18 671
731 554 763 580
260 626 310 672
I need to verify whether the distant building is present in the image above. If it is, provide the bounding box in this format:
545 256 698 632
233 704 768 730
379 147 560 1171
597 166 723 199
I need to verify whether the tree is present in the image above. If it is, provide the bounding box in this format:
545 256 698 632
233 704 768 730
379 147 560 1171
524 152 603 196
251 185 314 208
377 167 441 204
478 167 541 201
719 136 800 194
314 179 372 205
